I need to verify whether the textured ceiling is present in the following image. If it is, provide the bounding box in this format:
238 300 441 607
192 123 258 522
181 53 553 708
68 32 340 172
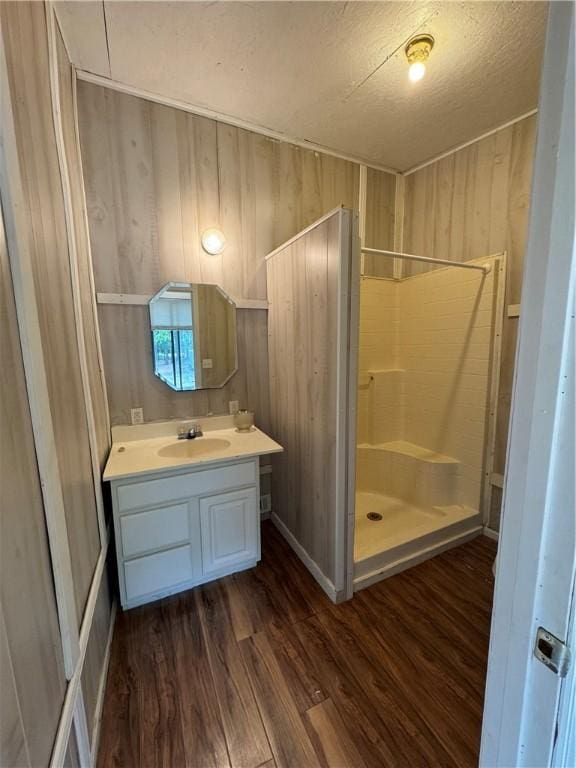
56 1 548 171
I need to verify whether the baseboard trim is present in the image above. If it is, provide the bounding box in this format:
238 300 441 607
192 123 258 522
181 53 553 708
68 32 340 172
90 600 117 767
483 526 500 541
353 526 483 591
271 513 337 603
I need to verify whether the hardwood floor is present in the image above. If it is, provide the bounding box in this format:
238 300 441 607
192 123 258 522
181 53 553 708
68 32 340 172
97 523 497 768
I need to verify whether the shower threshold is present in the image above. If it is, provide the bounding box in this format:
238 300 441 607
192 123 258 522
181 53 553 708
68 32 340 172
353 491 482 591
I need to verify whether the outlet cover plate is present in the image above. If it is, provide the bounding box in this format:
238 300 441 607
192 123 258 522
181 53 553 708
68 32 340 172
131 408 144 425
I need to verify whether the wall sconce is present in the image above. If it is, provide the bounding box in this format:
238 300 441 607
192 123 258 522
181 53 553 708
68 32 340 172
405 34 435 83
201 228 226 255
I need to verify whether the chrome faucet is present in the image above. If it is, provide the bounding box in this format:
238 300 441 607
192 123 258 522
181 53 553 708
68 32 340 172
177 423 203 440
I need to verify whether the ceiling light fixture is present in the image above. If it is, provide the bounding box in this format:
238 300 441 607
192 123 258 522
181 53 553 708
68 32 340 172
405 34 434 83
201 228 226 255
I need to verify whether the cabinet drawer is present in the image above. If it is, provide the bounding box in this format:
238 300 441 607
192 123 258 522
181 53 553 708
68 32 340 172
116 461 256 512
120 502 189 559
124 545 193 602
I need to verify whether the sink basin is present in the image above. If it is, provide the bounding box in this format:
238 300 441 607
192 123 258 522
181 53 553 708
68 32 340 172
157 437 231 459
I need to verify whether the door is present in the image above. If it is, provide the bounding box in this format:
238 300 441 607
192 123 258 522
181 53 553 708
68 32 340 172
480 4 575 766
200 488 259 577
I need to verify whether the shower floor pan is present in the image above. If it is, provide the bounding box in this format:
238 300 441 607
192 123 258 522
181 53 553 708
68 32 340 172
353 491 482 591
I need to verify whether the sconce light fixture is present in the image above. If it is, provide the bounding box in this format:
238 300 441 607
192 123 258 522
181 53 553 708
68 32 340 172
405 34 435 83
201 228 226 255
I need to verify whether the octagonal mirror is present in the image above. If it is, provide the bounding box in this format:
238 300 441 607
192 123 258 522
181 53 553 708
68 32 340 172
149 282 237 391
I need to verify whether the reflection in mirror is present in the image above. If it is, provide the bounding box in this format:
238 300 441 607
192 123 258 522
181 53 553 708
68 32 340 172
149 282 237 391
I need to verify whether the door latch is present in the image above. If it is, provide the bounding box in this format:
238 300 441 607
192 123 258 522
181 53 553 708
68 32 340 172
534 627 571 677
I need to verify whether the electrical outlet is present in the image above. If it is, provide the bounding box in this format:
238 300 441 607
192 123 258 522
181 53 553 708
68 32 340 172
229 400 239 414
130 407 144 425
259 494 272 515
202 358 213 369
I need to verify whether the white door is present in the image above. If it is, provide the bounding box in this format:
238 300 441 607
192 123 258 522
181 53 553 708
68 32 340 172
200 488 259 577
481 4 575 766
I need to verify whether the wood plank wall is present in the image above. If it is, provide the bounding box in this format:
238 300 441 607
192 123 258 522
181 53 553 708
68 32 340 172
1 1 101 622
76 82 396 427
56 24 110 471
53 23 115 750
1 3 115 764
0 200 67 768
81 567 113 741
402 116 537 529
266 210 354 594
363 167 396 278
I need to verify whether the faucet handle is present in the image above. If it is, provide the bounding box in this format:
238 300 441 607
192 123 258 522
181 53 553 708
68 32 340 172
177 421 202 439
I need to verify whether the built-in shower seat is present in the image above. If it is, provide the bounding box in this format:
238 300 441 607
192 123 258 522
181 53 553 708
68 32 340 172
356 440 460 507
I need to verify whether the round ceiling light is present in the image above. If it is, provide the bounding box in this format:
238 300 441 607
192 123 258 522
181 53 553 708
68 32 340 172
405 34 435 83
201 228 226 255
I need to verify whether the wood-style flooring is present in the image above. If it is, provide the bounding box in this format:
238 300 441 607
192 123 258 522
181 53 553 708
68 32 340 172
97 523 497 768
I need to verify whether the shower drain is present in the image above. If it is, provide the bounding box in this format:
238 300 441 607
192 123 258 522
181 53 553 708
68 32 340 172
367 512 383 522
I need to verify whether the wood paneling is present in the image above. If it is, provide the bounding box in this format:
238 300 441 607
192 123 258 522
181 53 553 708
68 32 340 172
403 116 537 518
97 303 270 428
81 566 113 745
77 82 393 427
0 607 29 768
0 184 66 766
267 210 355 591
363 167 396 277
97 521 496 768
1 0 101 620
55 22 110 469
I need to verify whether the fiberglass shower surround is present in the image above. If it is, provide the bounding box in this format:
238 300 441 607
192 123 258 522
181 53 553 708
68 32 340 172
355 249 504 562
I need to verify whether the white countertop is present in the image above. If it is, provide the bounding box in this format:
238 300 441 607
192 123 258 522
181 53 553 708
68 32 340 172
103 416 283 482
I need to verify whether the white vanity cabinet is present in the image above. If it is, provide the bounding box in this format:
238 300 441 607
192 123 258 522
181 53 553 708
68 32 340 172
110 456 261 609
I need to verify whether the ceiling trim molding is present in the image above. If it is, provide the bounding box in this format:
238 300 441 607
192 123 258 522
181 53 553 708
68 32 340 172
403 108 539 176
75 69 401 176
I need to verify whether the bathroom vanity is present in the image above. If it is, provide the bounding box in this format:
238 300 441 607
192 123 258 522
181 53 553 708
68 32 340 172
103 416 282 609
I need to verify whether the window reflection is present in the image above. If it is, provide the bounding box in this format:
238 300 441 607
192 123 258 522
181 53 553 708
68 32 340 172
152 329 196 390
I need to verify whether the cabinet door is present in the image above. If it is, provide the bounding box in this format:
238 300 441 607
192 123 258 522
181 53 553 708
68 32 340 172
200 488 258 577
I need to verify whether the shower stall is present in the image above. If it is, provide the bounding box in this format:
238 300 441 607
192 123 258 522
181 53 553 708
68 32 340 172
354 248 505 589
266 208 505 600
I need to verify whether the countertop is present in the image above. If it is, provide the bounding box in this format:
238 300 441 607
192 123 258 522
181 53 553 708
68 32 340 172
103 416 283 482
